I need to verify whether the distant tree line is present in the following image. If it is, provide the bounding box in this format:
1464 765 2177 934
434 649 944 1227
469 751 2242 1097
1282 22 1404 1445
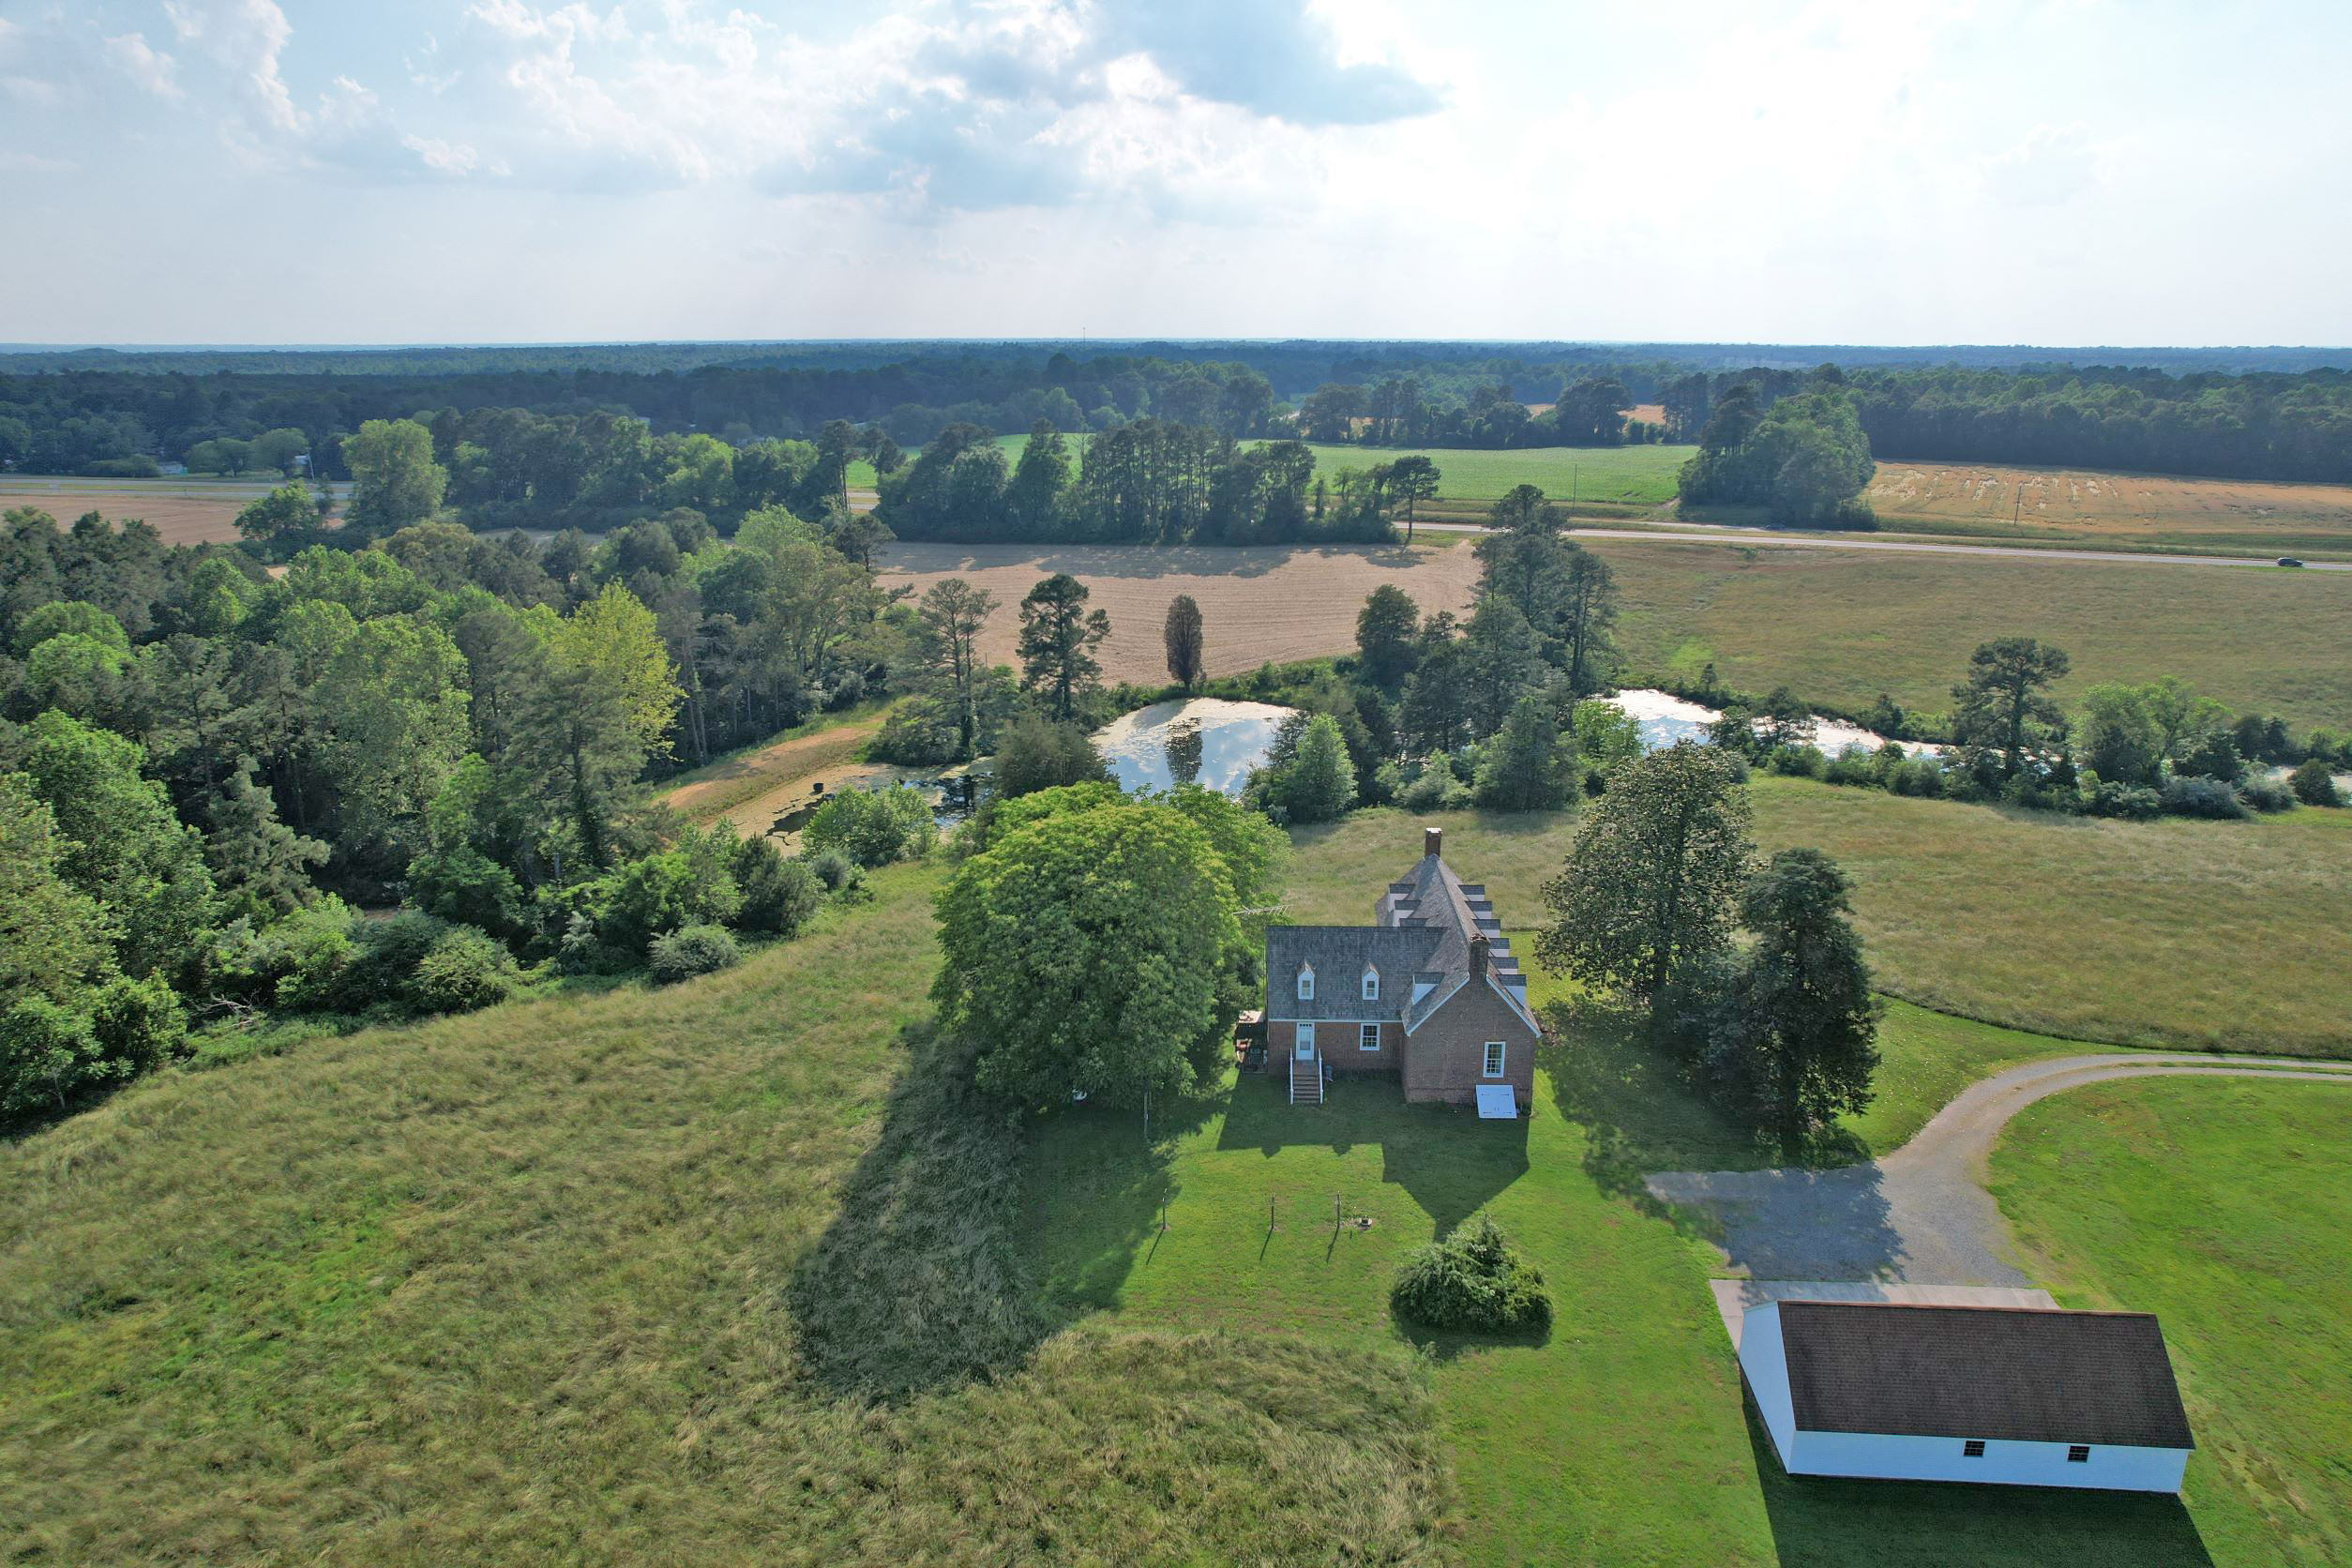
1653 362 2352 485
8 343 2351 495
873 421 1397 546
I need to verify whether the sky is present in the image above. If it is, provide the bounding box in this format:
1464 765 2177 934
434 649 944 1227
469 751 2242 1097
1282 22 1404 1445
3 0 2349 346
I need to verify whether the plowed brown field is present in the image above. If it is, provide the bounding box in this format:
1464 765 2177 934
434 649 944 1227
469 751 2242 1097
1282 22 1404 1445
874 540 1488 686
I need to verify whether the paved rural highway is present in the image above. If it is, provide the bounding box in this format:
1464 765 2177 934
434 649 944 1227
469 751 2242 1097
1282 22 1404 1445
1645 1054 2352 1286
1419 520 2352 570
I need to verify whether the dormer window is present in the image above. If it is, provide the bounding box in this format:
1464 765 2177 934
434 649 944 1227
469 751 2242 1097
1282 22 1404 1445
1362 968 1380 1002
1297 965 1315 1002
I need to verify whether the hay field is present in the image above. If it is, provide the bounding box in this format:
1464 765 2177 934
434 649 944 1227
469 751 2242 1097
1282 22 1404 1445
0 475 325 546
881 535 2352 728
875 539 1487 685
1601 535 2352 728
1866 461 2352 558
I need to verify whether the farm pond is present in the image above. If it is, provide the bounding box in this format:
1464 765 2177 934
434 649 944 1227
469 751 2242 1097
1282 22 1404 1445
1092 699 1299 796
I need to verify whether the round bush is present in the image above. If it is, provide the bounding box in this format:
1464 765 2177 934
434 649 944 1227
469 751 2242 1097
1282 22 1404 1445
732 837 822 935
649 923 741 986
1389 1214 1551 1333
406 925 521 1015
806 848 858 893
2288 757 2344 807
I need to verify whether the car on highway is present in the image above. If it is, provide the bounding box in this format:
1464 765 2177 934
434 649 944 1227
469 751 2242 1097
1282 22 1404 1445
2277 556 2306 567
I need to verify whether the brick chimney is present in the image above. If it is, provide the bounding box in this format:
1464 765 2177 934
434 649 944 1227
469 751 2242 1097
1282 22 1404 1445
1470 933 1489 977
1424 826 1442 859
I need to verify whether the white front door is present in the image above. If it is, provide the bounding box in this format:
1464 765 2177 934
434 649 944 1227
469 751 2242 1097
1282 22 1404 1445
1295 1022 1316 1061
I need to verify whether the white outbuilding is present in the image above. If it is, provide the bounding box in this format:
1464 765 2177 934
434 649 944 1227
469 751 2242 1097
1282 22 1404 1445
1739 1301 2194 1493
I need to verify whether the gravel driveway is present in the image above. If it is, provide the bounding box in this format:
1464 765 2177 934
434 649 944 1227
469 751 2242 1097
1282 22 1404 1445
1646 1053 2352 1285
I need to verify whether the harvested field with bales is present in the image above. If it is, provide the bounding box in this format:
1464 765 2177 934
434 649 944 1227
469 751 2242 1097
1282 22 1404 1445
1864 461 2352 558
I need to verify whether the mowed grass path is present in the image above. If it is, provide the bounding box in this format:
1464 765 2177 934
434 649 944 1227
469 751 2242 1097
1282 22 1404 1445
1993 1078 2352 1566
1287 794 2352 1058
0 865 1453 1567
1594 535 2352 728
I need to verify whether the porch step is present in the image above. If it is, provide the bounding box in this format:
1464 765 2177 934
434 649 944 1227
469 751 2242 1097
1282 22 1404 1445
1289 1059 1323 1106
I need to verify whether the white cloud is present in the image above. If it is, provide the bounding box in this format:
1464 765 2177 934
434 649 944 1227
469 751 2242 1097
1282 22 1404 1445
163 0 301 134
104 32 183 100
402 132 484 176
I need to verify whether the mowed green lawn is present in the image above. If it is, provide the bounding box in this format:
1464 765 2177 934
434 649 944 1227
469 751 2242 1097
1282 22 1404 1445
1993 1078 2352 1566
978 431 1692 510
1287 793 2352 1059
1023 1032 2264 1565
1590 535 2352 730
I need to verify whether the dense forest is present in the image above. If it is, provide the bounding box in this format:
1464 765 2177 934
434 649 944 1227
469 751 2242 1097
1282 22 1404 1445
6 341 2349 492
0 488 957 1121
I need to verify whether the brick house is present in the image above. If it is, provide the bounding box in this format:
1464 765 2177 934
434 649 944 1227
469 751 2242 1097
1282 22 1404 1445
1262 827 1541 1108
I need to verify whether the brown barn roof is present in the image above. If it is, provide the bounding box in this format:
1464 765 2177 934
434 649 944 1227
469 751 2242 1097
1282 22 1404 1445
1776 1302 2194 1450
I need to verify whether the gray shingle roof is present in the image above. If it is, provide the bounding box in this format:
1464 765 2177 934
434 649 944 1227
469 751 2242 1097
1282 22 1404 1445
1777 1302 2194 1449
1271 838 1538 1033
1265 926 1438 1022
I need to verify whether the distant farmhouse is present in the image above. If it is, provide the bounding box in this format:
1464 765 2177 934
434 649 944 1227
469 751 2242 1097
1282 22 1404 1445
1262 828 1541 1110
1740 1301 2195 1492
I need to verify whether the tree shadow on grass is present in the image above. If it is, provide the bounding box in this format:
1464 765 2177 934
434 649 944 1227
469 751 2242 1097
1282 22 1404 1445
1741 1395 2212 1568
1215 1069 1529 1240
789 1022 1060 1403
1014 1065 1226 1326
1545 1000 1870 1176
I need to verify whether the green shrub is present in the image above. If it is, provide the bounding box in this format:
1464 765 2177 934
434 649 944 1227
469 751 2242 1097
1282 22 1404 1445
88 973 187 1076
1396 761 1471 811
334 912 519 1017
2239 776 2297 814
805 847 860 894
2087 779 2163 820
731 835 822 935
407 926 522 1014
587 837 743 954
2289 757 2344 807
2161 776 2247 820
649 923 741 985
803 786 935 867
1389 1214 1551 1334
0 998 105 1118
994 715 1111 798
1766 744 1829 779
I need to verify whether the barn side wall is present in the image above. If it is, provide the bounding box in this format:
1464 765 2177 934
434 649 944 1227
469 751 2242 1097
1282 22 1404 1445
1787 1430 2189 1493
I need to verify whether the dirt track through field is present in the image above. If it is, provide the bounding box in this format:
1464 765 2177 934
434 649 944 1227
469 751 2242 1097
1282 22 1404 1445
874 540 1488 686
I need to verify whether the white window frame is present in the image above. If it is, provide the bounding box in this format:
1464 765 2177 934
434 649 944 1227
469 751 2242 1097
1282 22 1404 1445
1359 1022 1380 1052
1482 1041 1506 1078
1297 965 1314 1002
1361 968 1380 1001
